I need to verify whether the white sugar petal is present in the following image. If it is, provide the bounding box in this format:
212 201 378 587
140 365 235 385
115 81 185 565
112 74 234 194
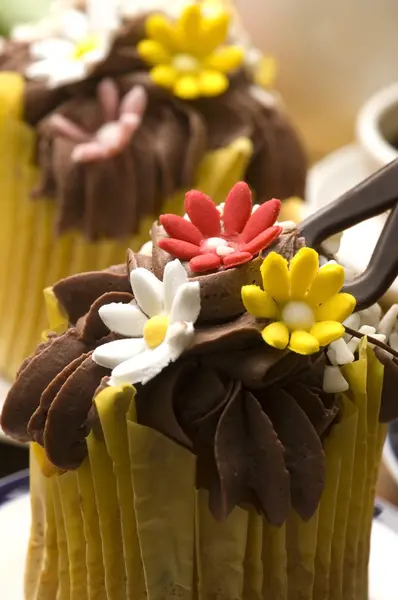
48 60 87 87
323 366 349 394
347 337 360 355
379 304 398 337
166 321 194 358
93 337 146 369
98 302 147 337
130 268 163 317
30 38 75 59
61 9 89 41
82 45 108 67
110 344 171 386
169 282 201 325
163 259 188 314
343 312 361 342
359 303 382 330
328 338 355 366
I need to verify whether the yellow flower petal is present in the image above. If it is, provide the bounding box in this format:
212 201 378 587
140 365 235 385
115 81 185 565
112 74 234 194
314 293 356 323
137 39 171 65
306 262 345 307
261 322 289 350
241 285 279 319
146 14 179 53
289 331 320 355
173 74 200 99
310 321 345 346
198 69 229 96
289 247 319 300
260 252 289 303
254 55 277 88
199 12 230 55
204 46 244 73
150 64 178 89
177 4 203 54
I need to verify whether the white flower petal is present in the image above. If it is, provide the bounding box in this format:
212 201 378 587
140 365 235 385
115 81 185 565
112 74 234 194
61 9 89 42
82 46 108 67
163 259 188 314
25 59 58 80
323 365 349 394
378 304 398 337
98 302 148 337
93 337 146 369
48 60 88 87
169 281 201 325
30 38 75 59
110 344 171 386
346 337 360 355
328 338 355 366
130 268 163 317
166 321 194 359
87 0 120 34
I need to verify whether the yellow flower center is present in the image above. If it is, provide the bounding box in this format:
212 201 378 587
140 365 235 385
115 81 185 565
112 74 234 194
281 301 315 332
172 53 200 73
72 35 100 60
143 315 169 349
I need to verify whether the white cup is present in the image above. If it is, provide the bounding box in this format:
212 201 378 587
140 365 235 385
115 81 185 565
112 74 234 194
356 82 398 172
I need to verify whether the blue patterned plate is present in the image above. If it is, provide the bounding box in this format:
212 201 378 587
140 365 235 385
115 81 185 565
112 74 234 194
0 469 29 508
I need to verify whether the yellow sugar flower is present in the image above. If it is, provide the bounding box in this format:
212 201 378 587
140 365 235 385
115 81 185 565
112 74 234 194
241 248 356 356
137 4 244 99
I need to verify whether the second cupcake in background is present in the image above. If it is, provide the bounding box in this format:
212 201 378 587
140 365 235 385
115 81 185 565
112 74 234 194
0 0 307 380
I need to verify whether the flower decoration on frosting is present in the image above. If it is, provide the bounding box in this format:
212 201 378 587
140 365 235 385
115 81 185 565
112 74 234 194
48 79 147 163
137 3 244 99
158 181 283 273
242 249 357 356
92 259 200 386
25 5 119 87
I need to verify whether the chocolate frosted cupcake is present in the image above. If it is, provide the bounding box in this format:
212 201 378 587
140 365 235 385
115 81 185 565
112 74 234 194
0 0 306 380
3 163 398 599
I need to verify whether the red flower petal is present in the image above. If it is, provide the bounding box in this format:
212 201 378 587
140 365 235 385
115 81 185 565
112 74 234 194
223 182 252 235
222 251 252 269
158 238 200 260
240 225 283 255
185 190 221 237
160 214 203 246
242 198 281 243
190 253 222 273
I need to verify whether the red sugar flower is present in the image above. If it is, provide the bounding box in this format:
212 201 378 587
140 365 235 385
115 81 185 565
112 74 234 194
158 182 283 273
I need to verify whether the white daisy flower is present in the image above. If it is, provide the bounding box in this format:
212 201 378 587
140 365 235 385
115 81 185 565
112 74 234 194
93 259 201 386
25 3 119 88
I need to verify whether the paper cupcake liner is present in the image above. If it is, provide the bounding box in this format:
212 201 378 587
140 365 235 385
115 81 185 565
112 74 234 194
24 337 385 600
0 73 253 380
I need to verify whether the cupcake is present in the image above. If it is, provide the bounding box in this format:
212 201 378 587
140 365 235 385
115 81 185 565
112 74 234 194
0 0 306 380
3 160 398 599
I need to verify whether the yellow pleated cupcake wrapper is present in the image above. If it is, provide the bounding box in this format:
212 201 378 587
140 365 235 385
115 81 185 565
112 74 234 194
0 73 253 380
25 335 386 600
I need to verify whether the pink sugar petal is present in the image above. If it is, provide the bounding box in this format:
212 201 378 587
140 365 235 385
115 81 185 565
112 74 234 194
223 182 252 235
72 142 109 163
240 225 283 255
158 237 200 260
49 114 89 143
190 253 222 273
120 113 140 130
222 251 252 269
120 85 148 118
184 190 221 237
242 198 281 243
98 78 120 122
160 214 204 246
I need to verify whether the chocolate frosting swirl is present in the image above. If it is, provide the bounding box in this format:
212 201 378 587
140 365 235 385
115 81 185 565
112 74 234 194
0 16 307 239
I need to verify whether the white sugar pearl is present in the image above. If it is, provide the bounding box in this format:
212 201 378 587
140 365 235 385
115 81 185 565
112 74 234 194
323 365 349 394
